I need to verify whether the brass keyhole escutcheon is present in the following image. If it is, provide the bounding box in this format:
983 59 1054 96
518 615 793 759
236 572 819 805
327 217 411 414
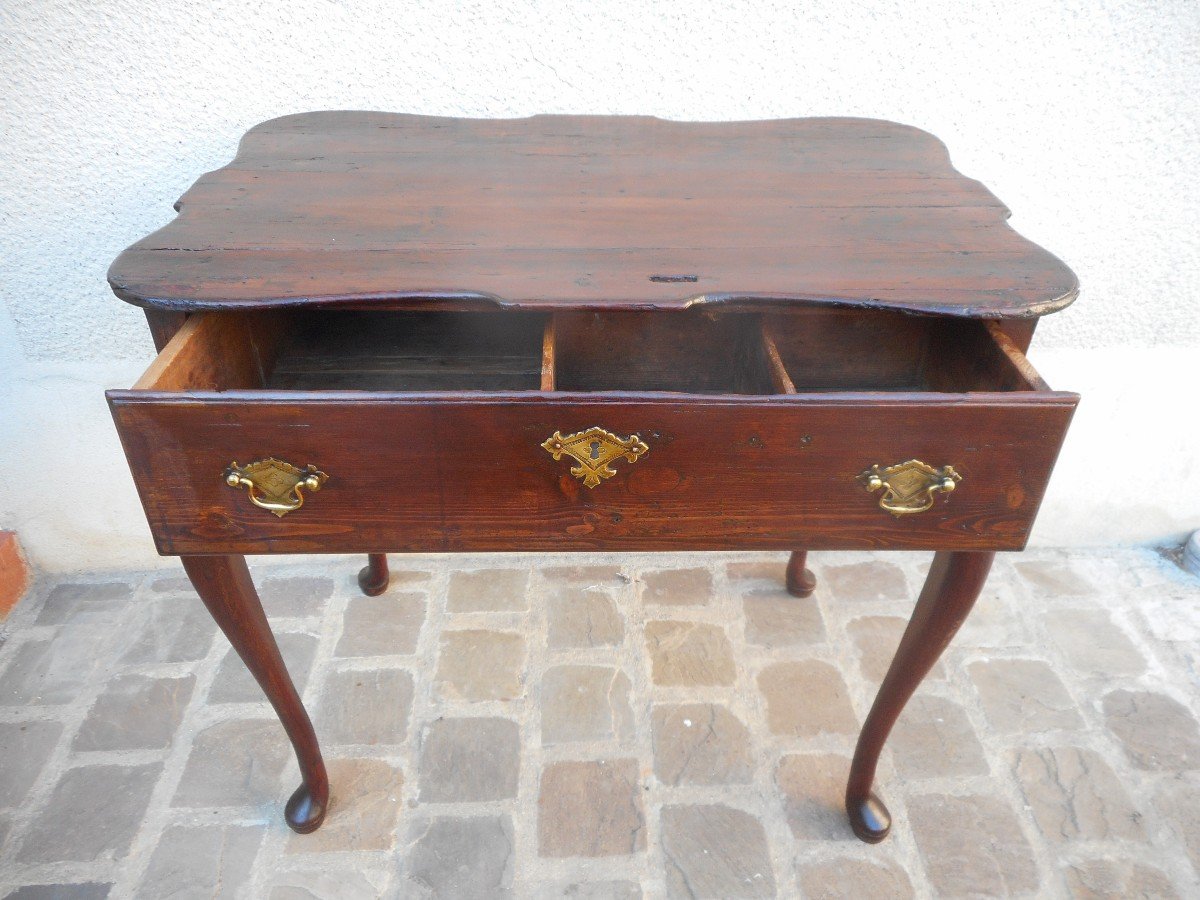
223 458 328 517
542 427 649 488
859 460 961 516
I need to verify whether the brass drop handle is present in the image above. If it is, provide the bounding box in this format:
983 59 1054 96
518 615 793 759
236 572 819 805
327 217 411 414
859 460 961 516
542 427 648 488
223 458 329 517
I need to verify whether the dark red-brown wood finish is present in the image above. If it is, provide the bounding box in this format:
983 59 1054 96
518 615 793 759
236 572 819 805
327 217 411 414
847 550 996 842
108 113 1077 319
785 551 817 598
180 555 327 833
106 113 1078 843
358 553 390 597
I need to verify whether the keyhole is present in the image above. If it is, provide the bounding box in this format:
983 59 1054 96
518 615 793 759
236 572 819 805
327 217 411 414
589 441 601 460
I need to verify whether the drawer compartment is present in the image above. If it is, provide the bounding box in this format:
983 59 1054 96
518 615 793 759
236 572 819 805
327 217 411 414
267 311 547 391
108 309 1077 555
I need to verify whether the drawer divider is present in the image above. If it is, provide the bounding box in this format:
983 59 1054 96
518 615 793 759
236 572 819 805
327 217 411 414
540 315 557 391
760 321 797 394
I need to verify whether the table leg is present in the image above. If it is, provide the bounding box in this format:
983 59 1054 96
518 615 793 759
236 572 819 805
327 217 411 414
357 553 390 596
181 554 329 833
845 550 994 843
785 550 817 597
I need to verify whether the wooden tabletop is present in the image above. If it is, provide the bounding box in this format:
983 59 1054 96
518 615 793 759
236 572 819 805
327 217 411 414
108 112 1077 318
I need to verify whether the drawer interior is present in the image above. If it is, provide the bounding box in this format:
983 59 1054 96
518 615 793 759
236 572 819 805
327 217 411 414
134 308 1050 396
268 311 546 391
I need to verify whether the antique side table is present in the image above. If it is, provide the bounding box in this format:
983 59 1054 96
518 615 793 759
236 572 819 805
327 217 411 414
106 113 1078 842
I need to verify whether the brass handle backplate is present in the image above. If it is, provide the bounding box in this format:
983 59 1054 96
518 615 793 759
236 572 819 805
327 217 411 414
542 427 648 488
224 458 328 517
859 459 961 516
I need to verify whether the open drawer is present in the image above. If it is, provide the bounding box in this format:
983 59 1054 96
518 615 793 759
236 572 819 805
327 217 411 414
107 308 1077 555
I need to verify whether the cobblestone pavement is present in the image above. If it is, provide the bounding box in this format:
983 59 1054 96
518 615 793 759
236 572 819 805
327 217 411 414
1 549 1198 898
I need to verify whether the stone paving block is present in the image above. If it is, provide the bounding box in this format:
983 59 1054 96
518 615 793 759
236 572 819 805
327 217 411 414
1014 558 1096 597
1153 777 1200 873
1103 689 1200 770
0 720 63 806
148 575 193 593
1045 607 1146 675
775 753 849 840
119 597 216 665
640 567 713 607
547 589 624 649
954 585 1027 648
317 667 413 745
0 637 105 706
448 568 530 612
848 616 945 682
4 886 112 899
644 621 735 687
387 567 435 587
660 804 776 899
73 673 194 751
1011 745 1143 841
796 857 914 899
967 657 1082 733
542 664 633 745
17 762 162 863
435 630 526 701
890 695 988 778
172 719 289 807
404 815 515 897
139 824 263 898
418 717 520 802
1062 857 1179 899
538 759 645 858
542 564 628 586
267 868 391 899
259 575 335 617
3 602 132 710
1141 590 1200 643
335 592 426 657
287 758 403 853
652 703 753 785
908 793 1039 898
209 632 317 703
556 881 642 898
725 559 786 583
757 660 856 737
35 581 131 626
742 590 825 647
822 561 908 602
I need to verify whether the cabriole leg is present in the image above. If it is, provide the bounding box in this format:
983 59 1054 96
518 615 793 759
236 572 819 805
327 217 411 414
785 550 817 597
181 554 328 833
358 553 390 596
845 550 995 843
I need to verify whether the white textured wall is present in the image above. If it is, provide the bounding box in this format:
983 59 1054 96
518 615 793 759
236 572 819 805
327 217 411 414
1 2 1197 571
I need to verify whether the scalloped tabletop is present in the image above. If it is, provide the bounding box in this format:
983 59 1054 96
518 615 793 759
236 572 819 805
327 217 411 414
109 112 1077 318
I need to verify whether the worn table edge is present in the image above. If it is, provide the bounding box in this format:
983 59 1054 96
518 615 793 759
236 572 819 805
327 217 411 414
107 111 1080 320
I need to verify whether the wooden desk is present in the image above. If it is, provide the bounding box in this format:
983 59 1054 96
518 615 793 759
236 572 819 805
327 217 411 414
107 113 1078 842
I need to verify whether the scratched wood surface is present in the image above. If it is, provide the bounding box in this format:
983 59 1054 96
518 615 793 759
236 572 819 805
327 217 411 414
107 391 1076 556
108 112 1077 318
109 308 1075 555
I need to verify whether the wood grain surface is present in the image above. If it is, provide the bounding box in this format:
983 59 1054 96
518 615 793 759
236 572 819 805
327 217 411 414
108 391 1076 556
108 113 1078 318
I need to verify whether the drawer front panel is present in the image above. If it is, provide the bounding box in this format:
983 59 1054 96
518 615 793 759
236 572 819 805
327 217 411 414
108 392 1076 555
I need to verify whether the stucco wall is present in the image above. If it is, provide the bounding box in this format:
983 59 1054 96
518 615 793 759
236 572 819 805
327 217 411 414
2 2 1197 571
